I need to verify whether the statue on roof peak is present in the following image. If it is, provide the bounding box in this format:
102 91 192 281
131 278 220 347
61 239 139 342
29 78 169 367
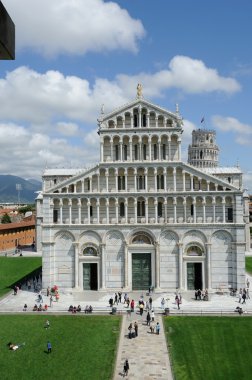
136 83 143 98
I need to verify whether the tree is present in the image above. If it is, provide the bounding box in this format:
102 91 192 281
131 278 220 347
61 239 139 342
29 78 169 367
1 213 11 224
18 205 35 214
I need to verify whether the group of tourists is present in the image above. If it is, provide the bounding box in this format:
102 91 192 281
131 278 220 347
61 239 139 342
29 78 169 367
195 289 208 301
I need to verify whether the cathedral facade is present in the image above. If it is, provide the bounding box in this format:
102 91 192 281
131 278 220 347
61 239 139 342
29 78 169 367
36 88 250 292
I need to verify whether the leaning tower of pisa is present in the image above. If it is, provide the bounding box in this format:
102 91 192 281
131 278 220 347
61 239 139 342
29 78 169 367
188 129 219 168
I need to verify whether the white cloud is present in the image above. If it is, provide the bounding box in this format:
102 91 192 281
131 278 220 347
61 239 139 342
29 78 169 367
212 115 252 145
0 57 241 127
7 0 145 57
0 122 98 179
56 122 79 136
116 56 241 96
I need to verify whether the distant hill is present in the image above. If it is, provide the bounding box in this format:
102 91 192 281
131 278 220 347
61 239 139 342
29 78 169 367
0 175 42 203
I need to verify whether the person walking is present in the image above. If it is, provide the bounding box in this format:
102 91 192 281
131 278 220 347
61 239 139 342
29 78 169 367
149 296 153 309
128 323 133 339
156 322 160 335
47 341 52 353
47 286 50 297
123 359 129 377
134 321 138 337
161 297 165 309
146 311 151 326
151 310 155 322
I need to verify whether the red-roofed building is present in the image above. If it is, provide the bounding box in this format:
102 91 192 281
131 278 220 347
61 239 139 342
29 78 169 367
0 215 35 251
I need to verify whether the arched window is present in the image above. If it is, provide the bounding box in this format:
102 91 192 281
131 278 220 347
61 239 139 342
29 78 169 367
158 202 163 217
132 233 151 244
134 114 138 127
186 245 203 256
142 113 146 127
154 144 157 159
120 202 125 217
83 246 98 256
143 144 147 160
137 201 145 217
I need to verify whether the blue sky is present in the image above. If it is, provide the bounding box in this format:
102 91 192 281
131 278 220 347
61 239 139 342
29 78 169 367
1 0 252 191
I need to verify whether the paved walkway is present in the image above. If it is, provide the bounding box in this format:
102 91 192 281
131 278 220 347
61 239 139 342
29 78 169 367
113 313 173 379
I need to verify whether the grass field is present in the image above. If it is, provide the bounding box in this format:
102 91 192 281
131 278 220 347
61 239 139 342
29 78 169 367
0 257 42 297
245 256 252 274
0 315 121 380
165 316 252 380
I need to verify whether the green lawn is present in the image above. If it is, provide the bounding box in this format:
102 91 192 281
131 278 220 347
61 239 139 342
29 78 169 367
0 315 121 380
0 257 42 297
164 316 252 380
245 256 252 274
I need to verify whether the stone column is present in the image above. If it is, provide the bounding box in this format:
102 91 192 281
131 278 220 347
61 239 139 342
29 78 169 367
190 175 194 191
154 167 157 192
78 198 81 224
68 199 72 224
203 197 206 223
164 199 167 223
139 106 142 128
110 137 113 161
130 113 133 128
134 198 137 223
178 137 181 160
115 168 118 192
144 168 148 190
183 197 187 222
125 198 128 224
87 199 91 224
222 197 226 223
154 198 158 223
182 170 186 191
134 168 137 191
173 197 177 223
96 199 100 223
207 181 210 191
124 168 128 191
155 116 158 128
168 136 171 161
59 199 63 224
158 138 161 161
148 137 152 161
155 242 160 289
73 242 79 289
164 168 167 192
147 112 150 128
129 139 133 162
193 197 196 223
120 141 123 161
122 117 125 129
173 167 177 191
106 198 109 224
212 197 216 222
205 242 212 290
97 172 100 192
81 180 84 192
90 176 92 193
145 198 149 224
178 242 183 289
101 243 106 289
124 242 128 288
115 198 119 224
105 169 109 192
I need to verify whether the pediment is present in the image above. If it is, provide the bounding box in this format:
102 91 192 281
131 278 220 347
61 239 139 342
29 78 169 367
99 98 180 123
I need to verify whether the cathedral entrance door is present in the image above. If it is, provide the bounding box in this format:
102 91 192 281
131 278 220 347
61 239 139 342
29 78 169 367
187 263 202 290
83 263 98 290
132 253 151 290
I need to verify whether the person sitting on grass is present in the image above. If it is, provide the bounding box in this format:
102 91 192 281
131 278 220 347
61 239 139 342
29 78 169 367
8 342 25 351
45 320 50 329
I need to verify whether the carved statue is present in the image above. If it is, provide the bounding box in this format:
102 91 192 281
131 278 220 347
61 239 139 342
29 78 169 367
137 83 143 98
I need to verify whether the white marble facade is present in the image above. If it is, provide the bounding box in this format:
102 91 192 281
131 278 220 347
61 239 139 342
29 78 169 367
36 89 250 292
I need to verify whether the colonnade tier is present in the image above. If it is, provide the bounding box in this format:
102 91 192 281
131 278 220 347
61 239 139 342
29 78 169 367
52 167 232 194
48 194 236 225
100 106 182 130
100 133 181 163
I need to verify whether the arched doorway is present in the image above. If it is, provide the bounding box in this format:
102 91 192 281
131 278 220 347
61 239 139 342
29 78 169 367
186 245 204 290
129 232 154 290
82 245 99 290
